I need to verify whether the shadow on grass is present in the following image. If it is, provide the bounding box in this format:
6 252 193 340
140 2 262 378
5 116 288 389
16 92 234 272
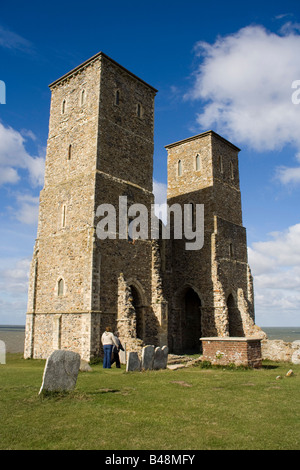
261 364 279 370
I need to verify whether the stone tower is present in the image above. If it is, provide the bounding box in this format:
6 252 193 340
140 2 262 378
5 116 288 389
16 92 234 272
24 52 261 361
24 52 158 360
164 131 259 354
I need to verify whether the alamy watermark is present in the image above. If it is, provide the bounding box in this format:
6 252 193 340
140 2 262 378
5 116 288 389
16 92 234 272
96 196 204 251
291 80 300 104
0 80 6 104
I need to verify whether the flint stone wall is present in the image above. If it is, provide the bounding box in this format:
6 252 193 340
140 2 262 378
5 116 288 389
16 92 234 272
261 339 300 363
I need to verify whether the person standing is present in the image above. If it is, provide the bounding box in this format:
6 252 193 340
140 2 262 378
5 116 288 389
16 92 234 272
111 331 124 368
101 327 118 369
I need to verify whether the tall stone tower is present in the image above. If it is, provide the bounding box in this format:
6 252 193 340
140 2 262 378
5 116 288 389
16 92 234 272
25 52 261 361
24 52 158 360
165 131 259 354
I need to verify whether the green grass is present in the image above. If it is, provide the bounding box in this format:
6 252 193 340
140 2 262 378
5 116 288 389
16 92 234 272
0 353 299 450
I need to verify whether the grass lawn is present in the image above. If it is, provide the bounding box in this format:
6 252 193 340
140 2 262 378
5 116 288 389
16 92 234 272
0 353 299 450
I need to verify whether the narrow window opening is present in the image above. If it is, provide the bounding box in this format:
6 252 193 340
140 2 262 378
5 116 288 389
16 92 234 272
178 160 182 177
230 161 234 180
229 242 234 258
115 90 120 106
62 99 66 114
62 205 66 228
137 103 142 118
68 144 72 160
58 278 64 297
219 155 223 173
196 154 200 171
81 89 85 106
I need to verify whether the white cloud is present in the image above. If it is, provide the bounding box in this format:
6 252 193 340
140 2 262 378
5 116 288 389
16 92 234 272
0 257 30 323
276 166 300 184
0 257 30 295
0 122 45 187
0 167 19 185
186 24 300 182
248 223 300 325
0 25 33 53
13 194 40 225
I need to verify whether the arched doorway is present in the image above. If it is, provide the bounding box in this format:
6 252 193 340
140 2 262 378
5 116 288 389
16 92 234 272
182 288 202 354
130 285 144 341
227 294 244 337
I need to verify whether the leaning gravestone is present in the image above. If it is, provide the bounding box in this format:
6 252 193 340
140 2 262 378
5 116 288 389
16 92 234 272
153 345 168 370
39 350 81 395
126 351 141 372
142 345 155 370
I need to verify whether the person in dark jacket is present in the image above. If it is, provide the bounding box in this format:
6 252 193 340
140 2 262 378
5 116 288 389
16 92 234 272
111 331 124 368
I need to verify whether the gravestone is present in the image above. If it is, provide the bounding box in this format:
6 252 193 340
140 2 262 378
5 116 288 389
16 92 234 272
39 350 81 394
0 340 6 364
153 345 168 370
292 349 300 365
142 345 155 370
79 359 93 372
126 351 141 372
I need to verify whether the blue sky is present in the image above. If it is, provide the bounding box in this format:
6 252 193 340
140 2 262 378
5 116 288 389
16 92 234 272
1 0 300 326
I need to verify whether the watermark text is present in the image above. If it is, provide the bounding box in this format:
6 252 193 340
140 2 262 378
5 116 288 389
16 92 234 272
96 197 204 251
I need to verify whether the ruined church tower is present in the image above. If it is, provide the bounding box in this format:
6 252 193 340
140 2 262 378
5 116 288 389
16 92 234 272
24 53 158 360
165 131 258 353
24 52 260 361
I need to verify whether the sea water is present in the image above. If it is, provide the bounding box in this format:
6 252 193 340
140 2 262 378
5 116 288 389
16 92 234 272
0 325 25 353
0 325 300 354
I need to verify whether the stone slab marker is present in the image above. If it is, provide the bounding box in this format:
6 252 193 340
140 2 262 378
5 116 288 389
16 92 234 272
142 345 155 370
39 350 81 394
153 345 168 370
126 351 141 372
0 340 6 364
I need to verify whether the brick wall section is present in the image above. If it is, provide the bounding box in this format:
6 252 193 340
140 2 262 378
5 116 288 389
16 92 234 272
201 337 262 368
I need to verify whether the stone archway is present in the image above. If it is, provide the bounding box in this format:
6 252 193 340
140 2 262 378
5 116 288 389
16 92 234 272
183 288 202 353
172 286 202 354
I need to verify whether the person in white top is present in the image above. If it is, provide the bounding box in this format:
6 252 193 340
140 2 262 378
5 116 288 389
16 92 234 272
101 326 118 368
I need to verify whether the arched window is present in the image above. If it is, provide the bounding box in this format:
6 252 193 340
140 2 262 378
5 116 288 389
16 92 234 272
178 160 182 177
57 278 64 297
68 144 72 161
115 90 120 106
80 89 85 106
62 99 66 114
195 154 201 171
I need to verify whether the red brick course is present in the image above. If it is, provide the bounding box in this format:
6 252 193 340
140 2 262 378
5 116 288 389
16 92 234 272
201 337 262 368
